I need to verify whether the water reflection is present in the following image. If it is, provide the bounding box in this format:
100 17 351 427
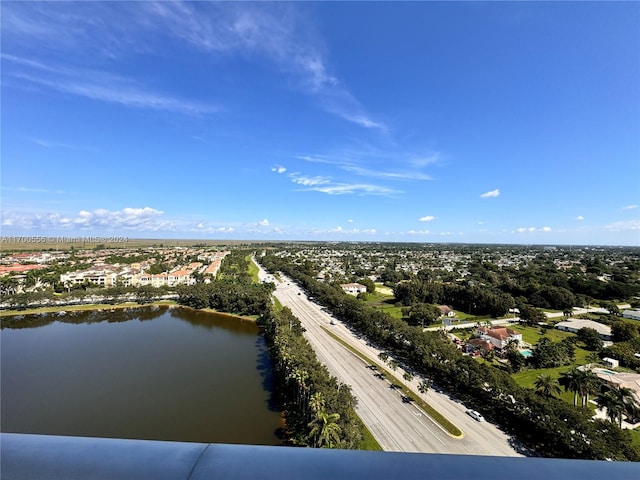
0 306 282 445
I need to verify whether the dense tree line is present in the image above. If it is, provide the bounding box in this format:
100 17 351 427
1 285 171 310
259 307 363 448
259 253 640 461
176 280 273 316
393 279 514 317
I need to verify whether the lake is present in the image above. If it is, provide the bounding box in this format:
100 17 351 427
0 306 283 445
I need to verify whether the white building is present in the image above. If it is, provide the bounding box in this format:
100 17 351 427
475 326 522 350
555 319 612 340
622 309 640 321
340 283 367 295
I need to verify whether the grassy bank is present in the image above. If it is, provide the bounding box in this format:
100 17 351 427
0 300 177 317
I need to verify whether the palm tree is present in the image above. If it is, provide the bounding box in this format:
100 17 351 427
378 352 389 364
578 370 600 408
403 372 414 383
388 360 399 372
559 368 581 406
597 389 624 426
599 387 640 427
309 392 325 415
534 374 561 398
308 410 342 448
418 380 430 400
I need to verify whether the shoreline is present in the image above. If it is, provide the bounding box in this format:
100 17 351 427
0 301 258 323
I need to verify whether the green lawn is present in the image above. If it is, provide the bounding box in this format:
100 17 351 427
510 324 596 410
246 254 259 283
510 324 575 345
365 292 404 319
629 427 640 450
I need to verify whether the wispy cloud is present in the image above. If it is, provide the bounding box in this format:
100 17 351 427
480 188 500 198
296 147 439 183
289 173 331 186
576 216 584 221
622 204 638 210
5 58 218 115
418 216 436 222
271 164 287 174
28 138 94 151
4 2 382 129
340 165 432 181
3 186 65 195
304 183 397 196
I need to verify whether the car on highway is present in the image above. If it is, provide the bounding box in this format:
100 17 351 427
466 409 485 422
330 319 336 325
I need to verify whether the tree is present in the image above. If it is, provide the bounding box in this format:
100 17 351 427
576 327 604 351
559 368 580 406
308 410 342 448
599 387 640 427
309 392 325 415
534 374 561 398
519 304 547 326
418 380 430 399
578 370 600 409
403 372 414 383
611 321 638 342
408 303 441 328
378 352 389 364
388 360 399 372
597 390 625 426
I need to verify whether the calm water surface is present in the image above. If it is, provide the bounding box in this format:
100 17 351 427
1 306 282 445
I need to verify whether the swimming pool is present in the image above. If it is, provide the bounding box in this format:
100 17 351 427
520 349 532 357
598 368 618 375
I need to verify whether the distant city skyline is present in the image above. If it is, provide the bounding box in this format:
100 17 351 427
2 2 638 246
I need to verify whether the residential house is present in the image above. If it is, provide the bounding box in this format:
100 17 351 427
438 305 455 317
341 283 367 295
476 326 522 351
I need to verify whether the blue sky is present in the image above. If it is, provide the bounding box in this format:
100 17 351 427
2 1 639 245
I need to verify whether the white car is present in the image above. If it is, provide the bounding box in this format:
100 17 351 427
466 409 485 422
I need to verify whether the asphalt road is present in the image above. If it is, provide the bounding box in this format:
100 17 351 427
257 265 523 456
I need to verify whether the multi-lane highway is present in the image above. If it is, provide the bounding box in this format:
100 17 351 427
257 264 522 456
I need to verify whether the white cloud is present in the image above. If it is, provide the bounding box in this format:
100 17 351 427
271 164 287 174
340 165 432 181
605 220 640 231
480 189 500 198
289 173 331 186
347 219 354 223
513 226 552 234
1 206 171 231
576 216 584 221
622 204 638 210
257 219 270 226
306 183 397 196
418 216 436 222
